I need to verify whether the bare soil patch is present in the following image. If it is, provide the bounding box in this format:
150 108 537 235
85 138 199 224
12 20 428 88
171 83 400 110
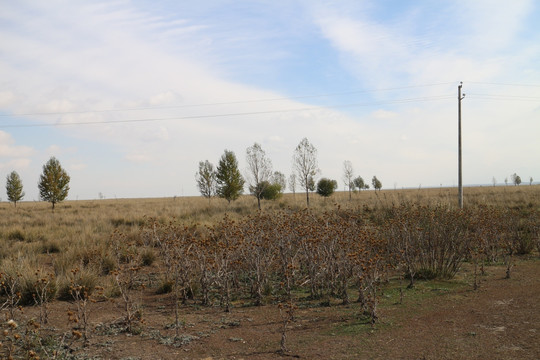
17 257 540 360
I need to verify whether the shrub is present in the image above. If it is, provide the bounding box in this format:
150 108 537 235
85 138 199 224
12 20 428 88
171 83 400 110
8 229 25 241
140 248 157 267
56 268 99 301
156 279 174 294
39 240 61 254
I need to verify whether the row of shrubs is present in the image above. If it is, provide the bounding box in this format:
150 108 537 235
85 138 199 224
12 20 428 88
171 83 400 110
1 203 539 358
2 204 539 308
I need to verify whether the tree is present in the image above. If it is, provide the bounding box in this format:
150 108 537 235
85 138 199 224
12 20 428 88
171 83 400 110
511 173 521 186
259 181 282 200
372 176 382 191
216 150 245 204
342 160 354 200
316 178 337 198
272 171 287 193
246 143 273 210
38 157 70 210
196 160 217 202
293 138 318 206
6 171 25 207
354 176 368 191
288 174 296 197
492 177 497 187
504 177 508 186
530 177 534 186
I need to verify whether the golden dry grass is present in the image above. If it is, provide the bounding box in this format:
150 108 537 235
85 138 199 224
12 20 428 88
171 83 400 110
1 184 539 251
0 184 538 288
0 185 539 358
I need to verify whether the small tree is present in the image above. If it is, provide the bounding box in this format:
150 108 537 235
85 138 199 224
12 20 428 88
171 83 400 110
272 171 287 193
293 138 318 206
492 177 497 187
343 161 354 200
246 143 273 210
316 178 337 198
38 157 70 210
6 171 25 207
372 176 382 191
353 176 366 191
216 150 245 204
288 174 297 197
530 177 534 186
259 181 282 200
196 160 217 202
511 173 521 186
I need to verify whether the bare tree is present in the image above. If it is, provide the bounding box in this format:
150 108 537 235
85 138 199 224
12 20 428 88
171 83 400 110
196 160 217 202
342 160 354 200
288 174 297 197
292 138 318 206
246 143 273 210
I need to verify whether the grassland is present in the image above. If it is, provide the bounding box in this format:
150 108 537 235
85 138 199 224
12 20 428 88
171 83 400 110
1 185 539 359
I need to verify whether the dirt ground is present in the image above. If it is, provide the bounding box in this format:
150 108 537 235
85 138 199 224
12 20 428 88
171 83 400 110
17 257 540 360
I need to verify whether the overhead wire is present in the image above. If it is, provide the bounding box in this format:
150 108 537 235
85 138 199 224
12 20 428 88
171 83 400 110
0 94 454 128
0 82 456 118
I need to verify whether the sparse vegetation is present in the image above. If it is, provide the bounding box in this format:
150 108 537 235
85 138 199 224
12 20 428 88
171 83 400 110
0 185 539 358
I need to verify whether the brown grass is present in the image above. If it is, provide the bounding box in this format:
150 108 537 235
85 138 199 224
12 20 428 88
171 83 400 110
0 185 539 358
1 185 538 266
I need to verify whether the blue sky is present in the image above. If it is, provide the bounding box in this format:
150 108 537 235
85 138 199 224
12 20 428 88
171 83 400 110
1 0 539 200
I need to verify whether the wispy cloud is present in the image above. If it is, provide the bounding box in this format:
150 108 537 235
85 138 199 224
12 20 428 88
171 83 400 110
0 1 538 199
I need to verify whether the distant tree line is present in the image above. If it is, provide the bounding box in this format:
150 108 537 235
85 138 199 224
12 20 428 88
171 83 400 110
195 138 385 207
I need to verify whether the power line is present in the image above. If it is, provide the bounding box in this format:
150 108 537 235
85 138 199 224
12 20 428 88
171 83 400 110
467 93 540 101
0 82 456 118
465 81 540 88
0 94 454 128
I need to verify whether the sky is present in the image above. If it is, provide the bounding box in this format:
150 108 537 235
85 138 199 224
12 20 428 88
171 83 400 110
1 0 539 201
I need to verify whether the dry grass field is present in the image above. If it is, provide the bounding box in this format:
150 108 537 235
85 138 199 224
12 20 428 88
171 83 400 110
1 185 539 359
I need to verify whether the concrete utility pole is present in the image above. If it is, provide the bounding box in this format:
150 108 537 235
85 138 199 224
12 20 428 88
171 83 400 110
458 82 465 209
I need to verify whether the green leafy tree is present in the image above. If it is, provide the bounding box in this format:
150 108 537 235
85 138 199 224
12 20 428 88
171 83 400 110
6 171 25 207
246 143 272 210
316 178 338 198
293 138 318 206
38 157 70 210
354 176 368 191
307 176 316 192
257 181 282 200
511 173 521 186
372 176 382 191
216 150 245 204
196 160 217 202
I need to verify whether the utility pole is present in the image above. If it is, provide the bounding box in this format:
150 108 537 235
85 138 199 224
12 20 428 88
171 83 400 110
458 82 465 208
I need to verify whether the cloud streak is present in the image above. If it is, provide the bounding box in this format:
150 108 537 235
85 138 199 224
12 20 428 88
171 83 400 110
0 1 539 199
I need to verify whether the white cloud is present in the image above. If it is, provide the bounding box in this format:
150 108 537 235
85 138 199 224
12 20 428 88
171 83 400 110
372 109 397 119
0 91 15 107
0 131 34 158
125 153 152 163
0 1 538 199
0 158 31 172
69 163 87 171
